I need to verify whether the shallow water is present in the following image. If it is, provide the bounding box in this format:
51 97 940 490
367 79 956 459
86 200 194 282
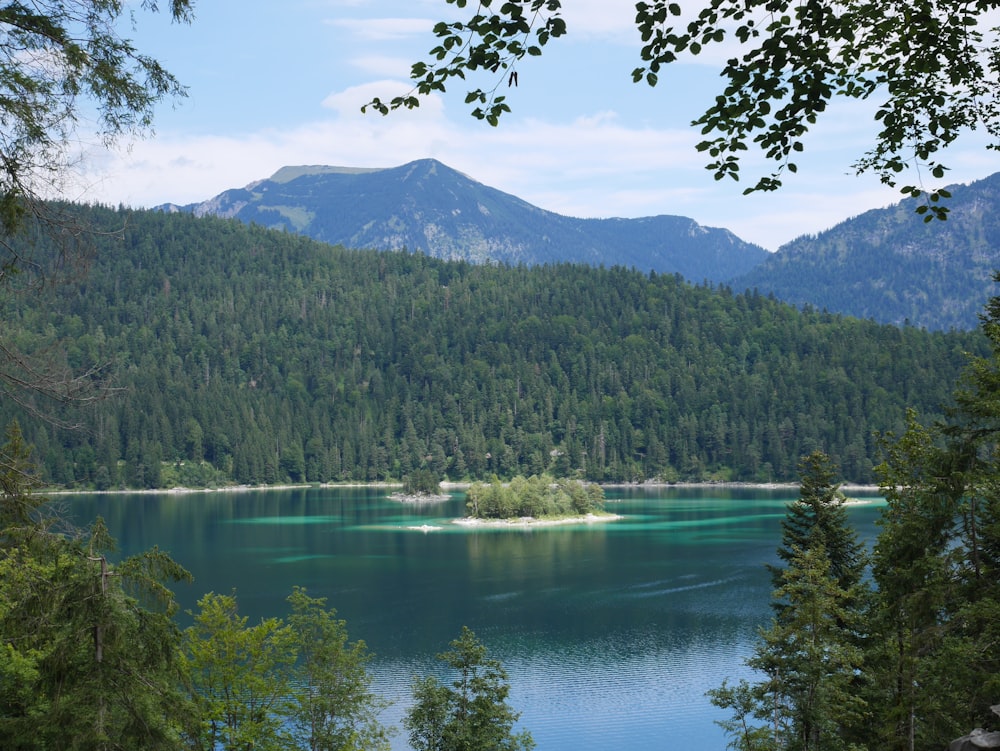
67 485 884 750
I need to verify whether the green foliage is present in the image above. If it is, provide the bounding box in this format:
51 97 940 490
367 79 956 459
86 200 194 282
770 451 865 597
713 452 869 751
160 459 230 490
181 588 391 751
0 421 193 751
715 282 1000 751
0 421 45 534
866 415 982 750
0 0 193 491
404 468 442 496
749 545 868 751
181 592 299 751
0 424 393 751
465 474 604 519
404 626 534 751
856 286 1000 748
363 1 565 126
385 0 999 211
708 679 777 751
1 205 982 489
286 587 391 751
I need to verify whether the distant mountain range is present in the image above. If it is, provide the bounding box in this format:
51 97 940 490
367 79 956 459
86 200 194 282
159 159 768 284
163 159 1000 331
731 173 1000 331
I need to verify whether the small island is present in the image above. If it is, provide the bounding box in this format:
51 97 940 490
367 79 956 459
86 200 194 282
458 475 619 527
389 469 451 503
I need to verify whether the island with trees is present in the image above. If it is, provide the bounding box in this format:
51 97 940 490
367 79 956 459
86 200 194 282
458 475 617 527
389 468 450 503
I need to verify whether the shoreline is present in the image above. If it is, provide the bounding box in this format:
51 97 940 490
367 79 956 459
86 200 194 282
43 480 883 497
389 491 452 503
452 512 623 528
44 481 407 497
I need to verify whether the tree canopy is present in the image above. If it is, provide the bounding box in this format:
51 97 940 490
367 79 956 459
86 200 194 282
0 0 193 245
0 423 394 751
710 289 1000 751
365 0 1000 215
405 626 534 751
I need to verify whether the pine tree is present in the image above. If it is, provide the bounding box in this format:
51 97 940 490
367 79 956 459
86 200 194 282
712 544 868 751
868 413 960 751
712 451 869 751
771 451 865 599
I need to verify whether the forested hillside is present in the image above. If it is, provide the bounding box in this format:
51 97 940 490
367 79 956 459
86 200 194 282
1 205 986 488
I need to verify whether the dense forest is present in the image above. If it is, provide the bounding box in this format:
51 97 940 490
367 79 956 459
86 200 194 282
0 204 987 488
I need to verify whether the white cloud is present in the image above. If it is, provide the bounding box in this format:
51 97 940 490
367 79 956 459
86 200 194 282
324 17 432 41
563 0 642 40
75 55 1000 252
348 54 414 78
79 87 700 210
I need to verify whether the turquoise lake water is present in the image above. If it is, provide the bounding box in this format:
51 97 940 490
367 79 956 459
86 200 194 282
67 485 885 750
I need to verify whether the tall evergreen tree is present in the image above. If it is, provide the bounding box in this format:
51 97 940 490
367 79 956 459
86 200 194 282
862 283 1000 750
711 544 867 751
712 451 869 751
868 413 961 751
770 451 866 603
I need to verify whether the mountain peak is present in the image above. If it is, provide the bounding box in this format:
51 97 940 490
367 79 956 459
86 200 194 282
266 159 462 186
170 158 768 281
267 165 383 184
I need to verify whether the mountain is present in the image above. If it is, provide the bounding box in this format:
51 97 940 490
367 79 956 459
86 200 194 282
162 158 768 283
729 173 1000 331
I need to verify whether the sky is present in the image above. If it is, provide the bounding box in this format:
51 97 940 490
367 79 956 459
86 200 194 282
72 0 1000 251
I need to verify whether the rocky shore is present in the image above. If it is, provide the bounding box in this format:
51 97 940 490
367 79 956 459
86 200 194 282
452 512 622 528
389 491 451 503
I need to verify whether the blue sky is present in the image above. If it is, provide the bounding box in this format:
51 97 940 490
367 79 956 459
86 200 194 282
75 0 1000 250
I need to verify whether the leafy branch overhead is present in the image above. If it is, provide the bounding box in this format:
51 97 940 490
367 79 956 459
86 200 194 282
363 0 565 126
366 0 1000 217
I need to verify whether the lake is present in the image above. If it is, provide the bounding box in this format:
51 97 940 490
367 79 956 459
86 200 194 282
66 485 885 750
